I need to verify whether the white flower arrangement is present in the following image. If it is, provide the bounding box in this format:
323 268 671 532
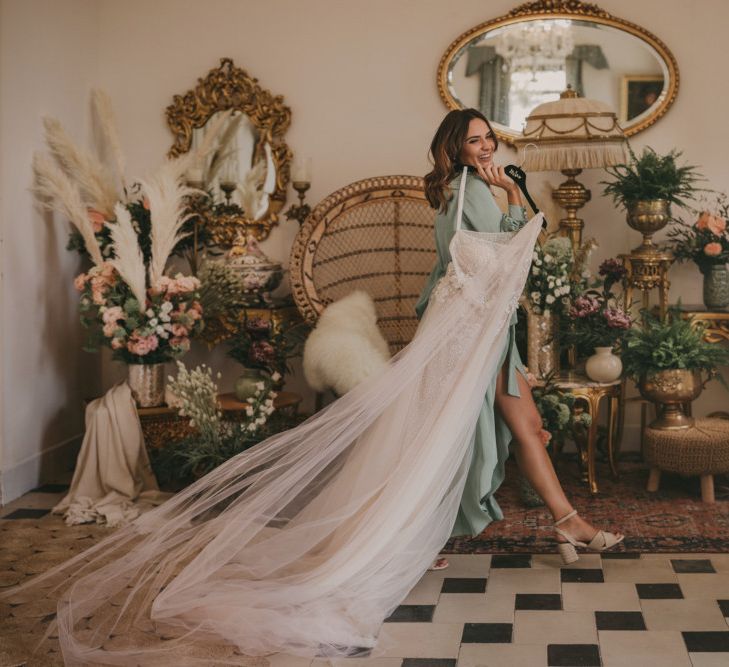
525 237 574 315
154 361 279 483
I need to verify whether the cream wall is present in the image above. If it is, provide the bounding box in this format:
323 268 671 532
0 0 103 502
1 0 727 501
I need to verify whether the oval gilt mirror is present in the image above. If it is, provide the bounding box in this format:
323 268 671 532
437 0 679 144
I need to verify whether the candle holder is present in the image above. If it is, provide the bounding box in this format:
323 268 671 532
286 181 312 225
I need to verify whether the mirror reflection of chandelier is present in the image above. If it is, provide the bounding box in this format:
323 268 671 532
494 20 574 71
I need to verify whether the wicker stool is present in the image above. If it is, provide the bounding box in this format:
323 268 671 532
644 418 729 503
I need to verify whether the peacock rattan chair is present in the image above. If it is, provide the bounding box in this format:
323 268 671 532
289 175 437 354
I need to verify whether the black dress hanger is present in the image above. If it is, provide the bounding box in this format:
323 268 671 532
504 163 548 229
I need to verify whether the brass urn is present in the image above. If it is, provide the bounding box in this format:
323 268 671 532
639 369 704 429
626 199 671 254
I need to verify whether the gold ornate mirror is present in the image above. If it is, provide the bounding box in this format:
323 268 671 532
437 0 679 144
166 58 292 244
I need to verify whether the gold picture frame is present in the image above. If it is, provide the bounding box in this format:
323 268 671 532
620 75 665 124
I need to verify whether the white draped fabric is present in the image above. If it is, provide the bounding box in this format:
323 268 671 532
52 382 168 527
5 202 542 665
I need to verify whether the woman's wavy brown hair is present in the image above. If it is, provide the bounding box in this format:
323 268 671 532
424 108 498 213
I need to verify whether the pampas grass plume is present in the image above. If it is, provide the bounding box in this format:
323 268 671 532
32 152 104 266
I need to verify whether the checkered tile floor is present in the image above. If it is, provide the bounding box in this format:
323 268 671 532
2 488 729 666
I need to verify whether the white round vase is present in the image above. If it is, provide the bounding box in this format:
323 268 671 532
585 347 622 383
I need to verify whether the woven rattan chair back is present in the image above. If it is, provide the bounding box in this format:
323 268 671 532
289 175 436 353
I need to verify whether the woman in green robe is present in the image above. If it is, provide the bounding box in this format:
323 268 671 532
418 108 624 556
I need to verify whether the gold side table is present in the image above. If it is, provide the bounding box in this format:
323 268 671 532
672 303 729 344
620 249 673 319
201 296 303 347
548 372 623 495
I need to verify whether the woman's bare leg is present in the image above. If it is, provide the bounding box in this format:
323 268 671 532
494 364 622 542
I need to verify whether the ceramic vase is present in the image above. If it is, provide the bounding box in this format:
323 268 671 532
585 347 622 383
702 264 729 310
525 305 559 380
128 363 166 407
234 368 270 402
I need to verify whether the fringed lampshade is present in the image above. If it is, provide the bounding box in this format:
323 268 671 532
515 87 628 250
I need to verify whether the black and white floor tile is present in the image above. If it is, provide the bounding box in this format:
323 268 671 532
2 491 729 666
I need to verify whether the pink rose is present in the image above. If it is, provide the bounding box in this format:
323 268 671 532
696 212 711 230
171 323 188 337
704 242 723 257
91 283 106 305
708 215 727 236
87 208 106 234
111 337 125 350
74 273 88 291
173 274 200 294
102 306 125 325
187 301 202 320
170 336 190 352
127 333 159 356
539 429 552 445
153 276 175 294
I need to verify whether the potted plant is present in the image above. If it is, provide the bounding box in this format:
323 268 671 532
566 258 632 382
151 362 279 485
524 236 574 378
667 194 729 309
602 146 704 253
226 315 307 401
622 309 729 429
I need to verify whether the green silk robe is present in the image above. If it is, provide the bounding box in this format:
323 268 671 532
415 170 528 537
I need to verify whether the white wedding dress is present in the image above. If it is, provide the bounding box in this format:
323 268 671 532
8 173 543 666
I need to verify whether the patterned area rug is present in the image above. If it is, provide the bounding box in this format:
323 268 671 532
444 456 729 554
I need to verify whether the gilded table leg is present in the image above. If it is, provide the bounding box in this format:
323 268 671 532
607 395 619 478
587 394 601 494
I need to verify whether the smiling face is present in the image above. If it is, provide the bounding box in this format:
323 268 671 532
459 118 497 169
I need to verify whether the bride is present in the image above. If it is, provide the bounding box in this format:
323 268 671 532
6 109 622 665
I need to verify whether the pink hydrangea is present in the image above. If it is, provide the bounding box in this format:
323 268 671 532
604 307 631 329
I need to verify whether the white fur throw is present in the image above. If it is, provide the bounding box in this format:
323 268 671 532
303 291 391 395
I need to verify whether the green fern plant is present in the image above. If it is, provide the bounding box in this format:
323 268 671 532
622 309 729 384
601 146 704 210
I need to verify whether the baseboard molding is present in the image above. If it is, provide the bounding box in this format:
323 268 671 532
0 433 82 505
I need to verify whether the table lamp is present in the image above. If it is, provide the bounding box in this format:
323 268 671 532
514 86 628 252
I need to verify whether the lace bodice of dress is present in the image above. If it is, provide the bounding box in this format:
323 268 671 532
430 229 515 306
